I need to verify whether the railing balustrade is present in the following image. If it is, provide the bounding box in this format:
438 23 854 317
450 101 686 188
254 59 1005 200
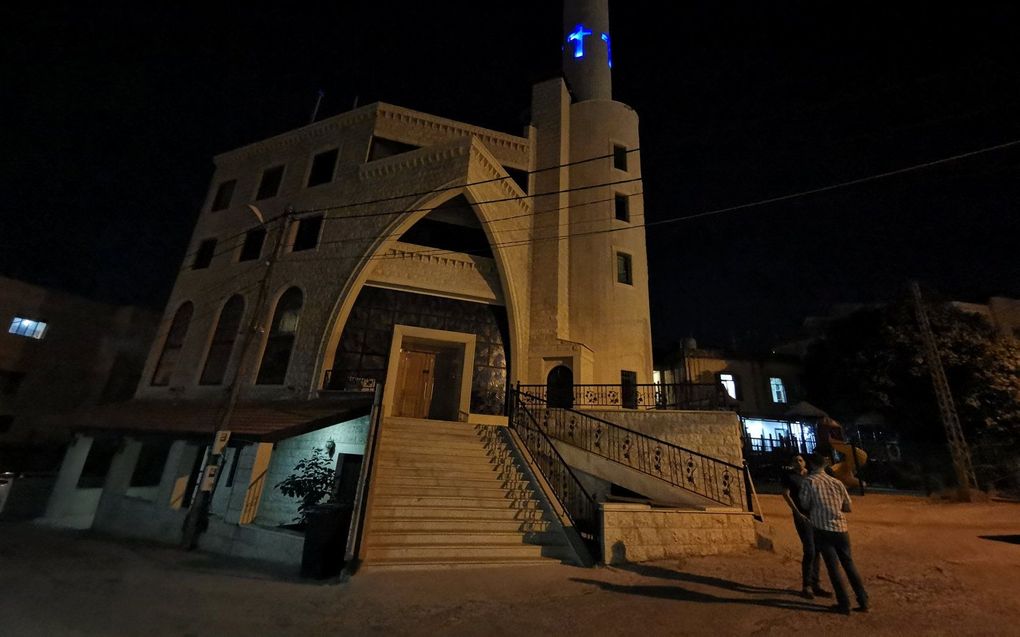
519 382 730 411
514 387 753 512
508 391 600 559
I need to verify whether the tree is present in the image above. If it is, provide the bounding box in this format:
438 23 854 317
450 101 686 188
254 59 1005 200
804 294 1020 489
275 447 336 525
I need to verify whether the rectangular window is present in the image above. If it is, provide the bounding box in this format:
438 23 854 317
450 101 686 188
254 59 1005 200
616 252 633 285
77 438 119 489
256 165 285 200
130 440 173 487
615 193 630 222
613 144 628 171
193 238 217 269
719 373 738 400
292 215 323 252
367 137 420 162
239 227 266 262
307 148 339 187
769 377 788 404
8 317 47 340
621 370 638 409
211 179 236 211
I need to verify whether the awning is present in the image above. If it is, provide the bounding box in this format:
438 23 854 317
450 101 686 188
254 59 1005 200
38 394 374 442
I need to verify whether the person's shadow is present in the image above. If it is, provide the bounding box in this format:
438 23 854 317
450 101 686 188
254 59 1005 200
574 541 828 613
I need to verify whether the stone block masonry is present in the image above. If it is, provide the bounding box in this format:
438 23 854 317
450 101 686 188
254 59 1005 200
601 502 757 564
585 409 744 466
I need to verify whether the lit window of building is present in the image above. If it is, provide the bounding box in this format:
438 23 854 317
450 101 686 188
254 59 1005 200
769 377 787 403
719 372 737 400
8 316 47 339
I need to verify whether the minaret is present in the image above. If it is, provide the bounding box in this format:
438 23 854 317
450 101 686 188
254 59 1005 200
528 0 654 386
562 0 612 101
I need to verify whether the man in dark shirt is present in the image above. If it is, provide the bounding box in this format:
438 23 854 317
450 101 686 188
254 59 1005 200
781 453 830 599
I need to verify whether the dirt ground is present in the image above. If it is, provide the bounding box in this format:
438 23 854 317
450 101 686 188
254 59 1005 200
2 493 1019 637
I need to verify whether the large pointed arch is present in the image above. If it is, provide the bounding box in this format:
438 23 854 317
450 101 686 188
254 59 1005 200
314 143 532 401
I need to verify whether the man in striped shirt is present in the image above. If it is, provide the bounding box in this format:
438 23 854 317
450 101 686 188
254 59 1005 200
799 452 870 614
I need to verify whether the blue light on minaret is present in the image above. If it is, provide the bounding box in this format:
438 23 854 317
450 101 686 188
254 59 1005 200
567 24 593 58
601 33 612 68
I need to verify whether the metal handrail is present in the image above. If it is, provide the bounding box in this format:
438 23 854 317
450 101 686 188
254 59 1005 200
508 390 600 558
519 382 730 411
516 388 751 511
343 383 385 571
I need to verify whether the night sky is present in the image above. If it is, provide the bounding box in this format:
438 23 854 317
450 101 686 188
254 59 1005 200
5 2 1019 352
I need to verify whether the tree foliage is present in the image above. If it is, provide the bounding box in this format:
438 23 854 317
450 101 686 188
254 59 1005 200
275 447 336 525
804 295 1020 447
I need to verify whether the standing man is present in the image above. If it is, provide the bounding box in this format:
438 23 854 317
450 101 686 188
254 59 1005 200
781 454 830 600
799 452 870 615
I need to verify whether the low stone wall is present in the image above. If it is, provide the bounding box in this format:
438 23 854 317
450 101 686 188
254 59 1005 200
90 492 304 567
92 493 185 544
584 410 743 466
601 502 756 564
199 518 304 567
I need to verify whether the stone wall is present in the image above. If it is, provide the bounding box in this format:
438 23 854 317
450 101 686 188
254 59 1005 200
584 409 743 465
255 417 368 527
601 503 756 563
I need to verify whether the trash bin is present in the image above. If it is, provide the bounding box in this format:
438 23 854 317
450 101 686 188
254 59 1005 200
300 502 354 579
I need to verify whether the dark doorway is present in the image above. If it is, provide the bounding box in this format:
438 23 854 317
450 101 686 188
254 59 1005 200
621 370 638 409
547 365 574 409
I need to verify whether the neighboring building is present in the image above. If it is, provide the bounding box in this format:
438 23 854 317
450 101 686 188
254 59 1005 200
0 276 158 521
655 339 816 454
0 276 159 451
42 1 756 568
953 296 1020 340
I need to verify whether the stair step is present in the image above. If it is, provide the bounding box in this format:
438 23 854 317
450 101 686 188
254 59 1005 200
370 518 554 533
374 476 531 489
369 531 555 546
377 445 491 459
359 555 559 570
376 467 526 481
374 484 536 498
372 495 542 509
364 544 547 561
375 454 501 468
370 506 548 521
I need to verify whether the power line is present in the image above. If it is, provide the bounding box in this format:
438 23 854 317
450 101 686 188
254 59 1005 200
165 136 1020 322
175 147 643 266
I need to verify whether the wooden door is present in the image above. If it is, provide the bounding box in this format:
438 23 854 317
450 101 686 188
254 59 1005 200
394 349 436 418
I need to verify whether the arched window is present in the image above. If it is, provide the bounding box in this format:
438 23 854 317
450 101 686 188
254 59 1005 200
151 302 193 386
256 287 303 385
200 295 246 385
546 365 574 409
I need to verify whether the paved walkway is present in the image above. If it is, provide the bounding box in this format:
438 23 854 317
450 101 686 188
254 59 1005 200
2 494 1019 636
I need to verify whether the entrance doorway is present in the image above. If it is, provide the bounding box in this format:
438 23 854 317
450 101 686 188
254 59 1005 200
392 339 466 421
394 349 435 418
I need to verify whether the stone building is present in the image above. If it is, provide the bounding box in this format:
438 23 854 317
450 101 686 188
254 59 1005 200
42 0 757 568
0 275 158 451
0 276 158 520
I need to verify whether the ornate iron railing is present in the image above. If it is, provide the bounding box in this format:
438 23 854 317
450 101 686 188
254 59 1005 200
516 388 753 512
508 390 600 559
519 383 730 411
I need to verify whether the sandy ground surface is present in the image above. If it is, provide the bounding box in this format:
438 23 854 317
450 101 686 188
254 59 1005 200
2 493 1019 636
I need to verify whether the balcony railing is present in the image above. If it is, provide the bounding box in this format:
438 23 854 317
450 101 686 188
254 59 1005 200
518 383 731 411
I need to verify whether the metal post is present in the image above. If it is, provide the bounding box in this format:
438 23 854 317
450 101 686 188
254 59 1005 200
910 281 978 499
181 211 290 548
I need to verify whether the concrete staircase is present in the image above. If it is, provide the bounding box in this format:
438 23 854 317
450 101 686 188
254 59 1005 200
363 418 576 567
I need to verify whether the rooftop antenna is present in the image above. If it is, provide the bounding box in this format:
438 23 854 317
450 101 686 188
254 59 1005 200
310 89 325 124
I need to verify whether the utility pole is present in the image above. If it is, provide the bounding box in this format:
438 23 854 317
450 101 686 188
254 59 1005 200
909 281 978 499
182 208 291 548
